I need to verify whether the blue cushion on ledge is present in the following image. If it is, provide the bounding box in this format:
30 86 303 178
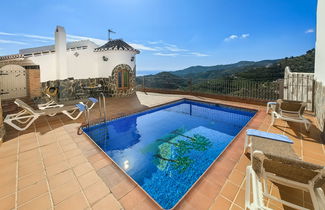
88 97 98 103
75 103 86 111
246 129 293 144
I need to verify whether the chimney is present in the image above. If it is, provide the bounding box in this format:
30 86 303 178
55 26 68 80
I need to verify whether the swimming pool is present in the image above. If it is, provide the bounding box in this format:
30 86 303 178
83 99 256 209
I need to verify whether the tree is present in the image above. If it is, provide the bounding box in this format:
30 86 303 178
154 129 212 173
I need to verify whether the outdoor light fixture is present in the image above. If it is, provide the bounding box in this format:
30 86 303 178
102 56 108 61
131 56 135 62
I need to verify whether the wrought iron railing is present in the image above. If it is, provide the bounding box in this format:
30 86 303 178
136 76 281 101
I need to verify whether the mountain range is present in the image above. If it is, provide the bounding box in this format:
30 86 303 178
170 60 279 80
137 49 314 83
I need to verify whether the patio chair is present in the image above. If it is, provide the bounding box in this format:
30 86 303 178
4 99 96 131
271 99 311 132
245 132 325 210
266 101 276 113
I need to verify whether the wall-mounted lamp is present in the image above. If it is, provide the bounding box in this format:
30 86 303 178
131 56 135 62
102 56 108 61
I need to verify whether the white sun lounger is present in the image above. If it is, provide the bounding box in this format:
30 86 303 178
37 94 64 110
246 152 325 210
38 94 98 111
271 99 311 132
4 98 97 131
38 97 98 117
266 101 276 113
244 129 293 154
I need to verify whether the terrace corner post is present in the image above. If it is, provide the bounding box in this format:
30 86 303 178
278 79 284 99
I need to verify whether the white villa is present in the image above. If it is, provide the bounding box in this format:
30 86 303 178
0 26 140 100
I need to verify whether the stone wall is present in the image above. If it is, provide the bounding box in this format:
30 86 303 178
40 64 136 101
314 81 325 140
0 99 4 144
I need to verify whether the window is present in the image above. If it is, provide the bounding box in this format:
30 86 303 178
117 69 129 89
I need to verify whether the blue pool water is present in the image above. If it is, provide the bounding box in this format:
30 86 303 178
83 99 256 209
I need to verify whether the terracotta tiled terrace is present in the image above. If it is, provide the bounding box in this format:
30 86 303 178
0 91 324 210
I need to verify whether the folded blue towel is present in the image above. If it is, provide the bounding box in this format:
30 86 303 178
246 129 293 144
75 103 86 111
88 97 98 103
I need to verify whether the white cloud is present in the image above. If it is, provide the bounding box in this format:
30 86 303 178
241 33 250 38
31 39 52 43
147 40 164 45
224 33 250 41
305 29 314 34
129 43 158 51
67 35 157 51
0 39 27 45
150 41 209 57
154 52 179 57
0 32 17 36
164 44 188 52
0 31 159 52
66 34 107 45
0 32 54 40
153 46 164 51
190 52 209 57
21 34 54 40
0 31 206 55
147 40 189 52
224 35 239 41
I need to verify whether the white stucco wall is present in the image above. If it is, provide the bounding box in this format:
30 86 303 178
315 0 325 82
67 48 98 79
96 50 137 77
28 53 56 82
27 48 137 82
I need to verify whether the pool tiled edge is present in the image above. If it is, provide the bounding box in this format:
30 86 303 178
82 99 258 209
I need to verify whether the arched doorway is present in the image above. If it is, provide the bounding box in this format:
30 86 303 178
0 64 27 100
110 64 135 96
117 68 130 90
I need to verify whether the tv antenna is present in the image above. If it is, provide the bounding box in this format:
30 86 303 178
108 29 116 40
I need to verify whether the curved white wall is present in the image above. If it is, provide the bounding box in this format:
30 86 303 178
96 50 137 77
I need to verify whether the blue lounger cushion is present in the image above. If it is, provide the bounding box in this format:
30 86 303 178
246 129 293 144
88 97 98 103
267 102 277 105
75 103 86 111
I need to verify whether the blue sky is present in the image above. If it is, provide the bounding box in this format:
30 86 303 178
0 0 317 71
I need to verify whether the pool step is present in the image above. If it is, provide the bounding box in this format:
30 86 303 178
175 126 233 142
